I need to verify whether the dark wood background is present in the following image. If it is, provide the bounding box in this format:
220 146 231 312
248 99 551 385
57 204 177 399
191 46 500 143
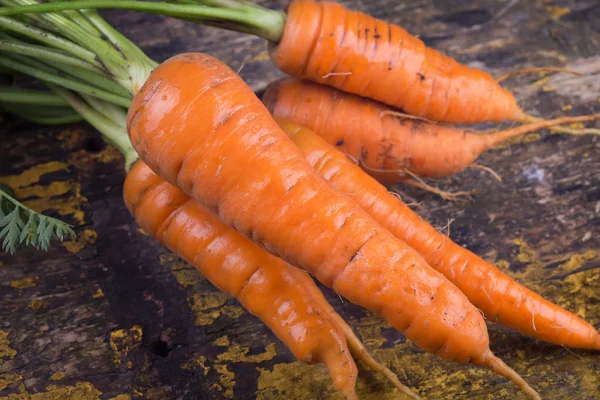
1 1 599 399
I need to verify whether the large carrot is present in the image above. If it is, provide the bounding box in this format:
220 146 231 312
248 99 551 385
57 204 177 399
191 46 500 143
42 85 416 399
263 78 600 186
275 117 600 351
1 0 580 125
127 52 539 398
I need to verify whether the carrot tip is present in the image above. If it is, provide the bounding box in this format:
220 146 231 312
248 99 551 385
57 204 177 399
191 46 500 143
480 350 541 400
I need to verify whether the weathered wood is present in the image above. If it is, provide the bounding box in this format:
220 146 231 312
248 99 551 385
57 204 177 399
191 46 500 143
1 1 599 399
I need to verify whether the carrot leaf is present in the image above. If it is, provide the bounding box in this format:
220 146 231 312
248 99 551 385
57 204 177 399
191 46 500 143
0 186 75 254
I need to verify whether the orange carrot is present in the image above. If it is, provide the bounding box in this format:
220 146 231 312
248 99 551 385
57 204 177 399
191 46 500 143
263 78 600 186
48 83 417 398
269 0 529 124
124 160 363 398
276 117 600 351
126 52 539 398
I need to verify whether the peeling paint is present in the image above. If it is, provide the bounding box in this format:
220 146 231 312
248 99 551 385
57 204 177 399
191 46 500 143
0 162 68 189
213 364 235 399
188 292 229 326
49 372 65 381
0 374 22 391
545 5 571 18
108 395 131 400
217 343 277 363
109 326 143 367
29 300 49 310
10 277 40 289
0 331 16 364
182 355 209 375
62 229 97 253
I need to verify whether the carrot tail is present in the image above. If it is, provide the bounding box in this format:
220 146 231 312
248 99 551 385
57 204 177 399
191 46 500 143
488 113 600 146
496 67 582 83
479 350 541 400
403 176 475 202
468 164 503 182
331 316 421 400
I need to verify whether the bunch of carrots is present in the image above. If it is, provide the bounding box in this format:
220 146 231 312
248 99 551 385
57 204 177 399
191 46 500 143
0 1 599 399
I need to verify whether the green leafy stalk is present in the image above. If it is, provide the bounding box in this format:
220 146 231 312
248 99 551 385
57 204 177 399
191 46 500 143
0 188 75 254
4 0 131 80
0 16 102 67
0 0 287 42
0 39 105 74
0 86 70 105
0 54 132 106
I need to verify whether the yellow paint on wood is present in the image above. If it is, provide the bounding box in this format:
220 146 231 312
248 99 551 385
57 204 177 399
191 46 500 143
57 129 86 150
217 343 277 363
50 372 65 381
0 373 22 391
63 229 97 253
182 355 209 376
29 300 49 310
546 5 571 18
108 395 131 400
213 336 231 347
188 292 229 326
109 325 143 367
213 364 235 399
0 162 68 189
10 277 40 289
92 288 105 299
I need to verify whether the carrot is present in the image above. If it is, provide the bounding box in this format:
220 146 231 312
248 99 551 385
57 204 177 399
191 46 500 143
2 0 581 125
42 83 417 399
124 161 362 398
263 78 600 186
275 117 600 351
127 52 539 398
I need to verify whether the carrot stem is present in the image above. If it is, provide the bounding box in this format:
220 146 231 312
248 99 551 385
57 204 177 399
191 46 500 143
480 350 541 400
0 0 287 42
0 86 70 106
0 55 132 107
48 84 138 169
0 39 102 74
0 15 100 67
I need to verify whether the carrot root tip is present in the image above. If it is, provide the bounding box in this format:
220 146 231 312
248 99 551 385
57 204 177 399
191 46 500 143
481 351 541 400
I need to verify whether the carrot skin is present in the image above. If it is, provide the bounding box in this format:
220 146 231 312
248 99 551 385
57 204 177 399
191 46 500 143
269 0 526 124
263 78 488 184
276 118 600 350
126 53 491 364
123 161 359 396
263 78 600 186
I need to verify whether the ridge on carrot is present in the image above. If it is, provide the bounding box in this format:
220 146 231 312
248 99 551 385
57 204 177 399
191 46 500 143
276 117 600 351
0 0 593 128
263 78 600 187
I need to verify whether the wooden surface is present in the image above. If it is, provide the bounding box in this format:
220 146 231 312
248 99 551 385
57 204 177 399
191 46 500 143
1 1 599 399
